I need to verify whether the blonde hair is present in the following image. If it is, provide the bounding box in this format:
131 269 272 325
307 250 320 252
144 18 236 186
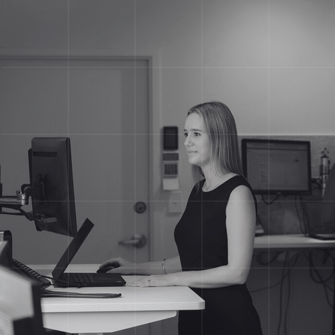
187 101 244 183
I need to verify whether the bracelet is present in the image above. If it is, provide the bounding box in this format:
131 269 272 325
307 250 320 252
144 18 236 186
162 258 167 274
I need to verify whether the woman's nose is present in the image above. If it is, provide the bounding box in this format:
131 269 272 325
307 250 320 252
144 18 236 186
184 135 192 146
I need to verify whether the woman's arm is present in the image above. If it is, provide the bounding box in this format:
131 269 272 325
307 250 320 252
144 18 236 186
100 255 182 275
129 185 256 288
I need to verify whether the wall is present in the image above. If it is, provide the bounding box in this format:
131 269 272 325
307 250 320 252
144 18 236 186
1 1 335 334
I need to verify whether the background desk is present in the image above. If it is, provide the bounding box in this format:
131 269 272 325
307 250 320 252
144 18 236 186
33 264 204 334
254 233 335 250
253 234 335 335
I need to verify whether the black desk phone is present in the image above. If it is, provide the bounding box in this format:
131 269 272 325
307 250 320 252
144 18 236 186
0 231 51 289
12 258 51 289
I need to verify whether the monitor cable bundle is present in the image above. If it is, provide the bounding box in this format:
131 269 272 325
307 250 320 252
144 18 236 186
254 249 335 335
303 249 334 308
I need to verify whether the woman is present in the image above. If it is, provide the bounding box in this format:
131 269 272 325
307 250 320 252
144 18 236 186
100 102 263 335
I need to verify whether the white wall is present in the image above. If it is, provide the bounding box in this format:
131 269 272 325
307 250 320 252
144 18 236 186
1 0 335 256
1 1 335 334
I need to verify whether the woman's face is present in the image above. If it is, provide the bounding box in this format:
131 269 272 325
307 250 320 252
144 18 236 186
184 112 211 168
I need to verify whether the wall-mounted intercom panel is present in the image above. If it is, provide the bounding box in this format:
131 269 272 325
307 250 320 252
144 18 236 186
163 153 179 178
162 127 182 212
162 126 179 191
163 126 178 151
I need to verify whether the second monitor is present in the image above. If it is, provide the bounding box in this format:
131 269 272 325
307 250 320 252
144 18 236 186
242 138 311 196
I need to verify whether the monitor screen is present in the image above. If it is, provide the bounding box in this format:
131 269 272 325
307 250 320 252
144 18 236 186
29 137 77 237
241 139 311 195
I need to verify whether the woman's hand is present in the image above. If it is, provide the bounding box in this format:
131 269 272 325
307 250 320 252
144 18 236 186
98 257 136 274
127 274 177 287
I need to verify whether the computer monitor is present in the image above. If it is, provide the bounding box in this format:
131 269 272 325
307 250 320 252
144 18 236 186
241 139 311 195
28 137 77 237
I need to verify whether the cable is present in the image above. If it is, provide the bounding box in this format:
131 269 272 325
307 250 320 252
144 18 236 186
41 290 122 299
252 252 299 334
256 213 265 230
284 254 292 335
311 178 322 190
276 252 297 335
254 248 334 333
303 250 334 308
256 251 283 265
251 252 299 293
296 195 307 235
261 194 281 205
325 249 335 263
304 251 334 286
41 274 85 289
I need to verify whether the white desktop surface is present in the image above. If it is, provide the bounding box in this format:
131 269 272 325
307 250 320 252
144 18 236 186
33 236 335 334
32 264 205 334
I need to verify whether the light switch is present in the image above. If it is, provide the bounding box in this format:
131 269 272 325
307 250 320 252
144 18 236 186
168 191 182 213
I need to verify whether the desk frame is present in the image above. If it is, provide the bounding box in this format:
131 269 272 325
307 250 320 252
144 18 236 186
36 235 335 334
33 265 204 334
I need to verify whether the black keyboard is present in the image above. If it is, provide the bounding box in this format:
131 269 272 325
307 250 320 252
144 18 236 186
67 272 94 283
12 258 51 289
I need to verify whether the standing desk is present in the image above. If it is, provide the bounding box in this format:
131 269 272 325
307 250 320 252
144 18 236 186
35 235 335 334
33 264 205 334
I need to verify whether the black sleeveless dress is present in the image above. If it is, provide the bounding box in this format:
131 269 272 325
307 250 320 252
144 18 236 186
174 176 263 335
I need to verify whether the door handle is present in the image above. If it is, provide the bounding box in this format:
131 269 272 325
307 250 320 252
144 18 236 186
118 233 147 248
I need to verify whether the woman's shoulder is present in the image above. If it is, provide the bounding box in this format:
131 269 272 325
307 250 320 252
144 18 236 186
228 176 257 210
226 174 248 185
223 175 255 201
226 175 253 191
230 182 254 199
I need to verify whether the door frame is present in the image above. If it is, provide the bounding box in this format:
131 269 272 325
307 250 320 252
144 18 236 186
0 54 176 335
0 54 154 262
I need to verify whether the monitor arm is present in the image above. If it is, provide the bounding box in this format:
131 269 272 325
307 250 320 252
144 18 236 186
0 185 31 211
0 183 57 225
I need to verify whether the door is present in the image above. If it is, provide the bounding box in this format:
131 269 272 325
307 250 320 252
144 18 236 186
0 57 152 335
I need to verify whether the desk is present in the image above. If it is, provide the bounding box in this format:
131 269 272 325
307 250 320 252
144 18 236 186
254 234 335 335
254 233 335 250
32 264 204 334
34 236 335 334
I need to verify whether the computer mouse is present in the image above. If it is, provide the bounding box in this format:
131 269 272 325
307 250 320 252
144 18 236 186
96 262 120 273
